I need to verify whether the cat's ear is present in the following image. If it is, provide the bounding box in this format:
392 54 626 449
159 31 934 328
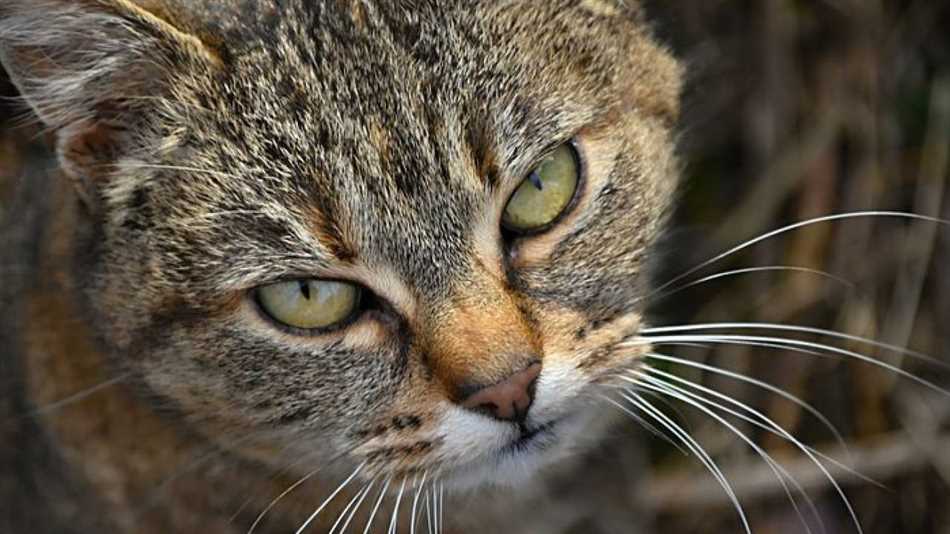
0 0 220 208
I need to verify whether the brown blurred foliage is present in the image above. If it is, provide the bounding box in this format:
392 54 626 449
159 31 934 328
0 1 947 533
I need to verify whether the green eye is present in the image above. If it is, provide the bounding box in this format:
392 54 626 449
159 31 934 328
502 143 580 233
256 279 361 331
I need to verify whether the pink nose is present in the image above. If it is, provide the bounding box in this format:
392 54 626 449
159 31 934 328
459 363 542 423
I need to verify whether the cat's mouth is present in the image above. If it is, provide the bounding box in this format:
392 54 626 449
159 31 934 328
429 358 623 490
503 420 560 455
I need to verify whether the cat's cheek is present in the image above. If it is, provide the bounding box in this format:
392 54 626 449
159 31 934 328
529 358 589 423
351 385 518 476
534 306 644 373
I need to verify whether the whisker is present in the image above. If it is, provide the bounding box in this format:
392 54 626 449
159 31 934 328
233 443 351 527
641 211 950 304
426 482 435 534
639 361 884 489
437 481 445 534
600 393 690 455
140 432 267 513
633 369 865 533
118 162 246 181
361 476 393 534
178 209 271 223
643 352 850 455
633 387 695 432
294 462 366 534
410 471 428 534
247 470 322 533
641 322 950 370
630 373 824 534
18 373 130 419
431 482 438 534
629 334 950 397
247 451 351 534
648 339 824 356
621 390 752 534
329 480 374 534
329 484 369 534
653 265 855 302
245 253 326 263
387 477 408 534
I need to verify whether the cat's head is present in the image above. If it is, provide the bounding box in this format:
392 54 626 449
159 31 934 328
1 0 681 488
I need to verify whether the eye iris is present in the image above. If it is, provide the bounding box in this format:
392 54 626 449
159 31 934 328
257 279 359 330
502 143 579 232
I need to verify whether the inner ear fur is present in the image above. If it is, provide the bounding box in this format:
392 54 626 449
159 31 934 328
0 0 220 208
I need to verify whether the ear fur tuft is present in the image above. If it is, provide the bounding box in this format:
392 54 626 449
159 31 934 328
0 0 218 206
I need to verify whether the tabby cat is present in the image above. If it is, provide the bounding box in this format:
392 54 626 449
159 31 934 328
9 0 945 532
0 1 680 532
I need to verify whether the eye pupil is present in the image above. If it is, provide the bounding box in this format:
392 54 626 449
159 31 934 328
529 172 544 191
299 280 311 300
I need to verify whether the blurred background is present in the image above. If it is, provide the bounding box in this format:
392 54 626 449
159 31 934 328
638 1 950 533
1 1 948 533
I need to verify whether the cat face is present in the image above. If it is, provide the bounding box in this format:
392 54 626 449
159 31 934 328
1 0 681 487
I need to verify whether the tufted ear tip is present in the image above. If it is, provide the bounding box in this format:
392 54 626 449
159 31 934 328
0 0 218 206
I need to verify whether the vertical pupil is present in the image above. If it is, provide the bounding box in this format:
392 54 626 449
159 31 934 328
299 280 311 300
529 171 544 191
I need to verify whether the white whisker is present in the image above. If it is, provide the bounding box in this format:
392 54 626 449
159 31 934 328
338 478 380 534
432 480 441 534
654 265 855 302
120 162 247 181
410 471 428 534
437 481 445 534
329 480 374 534
361 476 393 534
629 334 950 396
25 374 131 418
425 482 434 534
640 360 884 489
633 369 864 533
295 462 366 534
641 322 949 369
643 352 850 455
621 391 752 534
387 477 408 534
630 373 823 534
642 211 949 304
600 394 690 455
249 466 324 534
645 339 824 358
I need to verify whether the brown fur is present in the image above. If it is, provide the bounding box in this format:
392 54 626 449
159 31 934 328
0 1 682 532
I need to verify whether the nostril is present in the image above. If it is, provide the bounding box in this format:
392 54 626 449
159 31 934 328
459 362 542 423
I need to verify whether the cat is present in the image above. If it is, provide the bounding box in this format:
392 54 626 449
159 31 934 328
0 1 682 532
5 2 945 534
